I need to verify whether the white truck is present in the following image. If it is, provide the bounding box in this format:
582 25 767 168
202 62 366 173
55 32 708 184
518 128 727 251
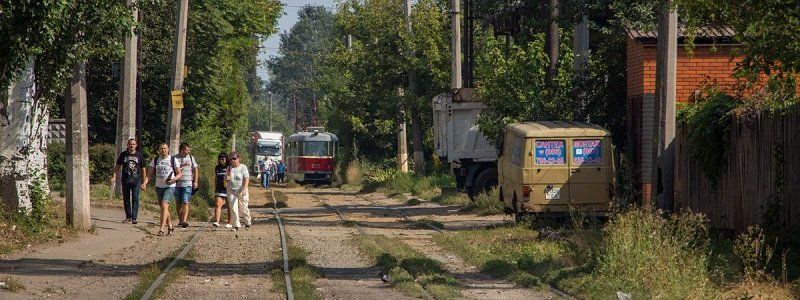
250 131 284 171
432 88 498 199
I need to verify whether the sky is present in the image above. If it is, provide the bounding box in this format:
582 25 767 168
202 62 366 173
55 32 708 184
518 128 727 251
257 0 338 82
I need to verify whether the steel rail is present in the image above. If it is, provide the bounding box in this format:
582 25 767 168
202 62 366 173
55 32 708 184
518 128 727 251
140 222 208 300
270 188 295 300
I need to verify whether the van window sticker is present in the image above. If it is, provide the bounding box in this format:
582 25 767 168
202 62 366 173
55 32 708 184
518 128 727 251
573 139 602 164
534 140 566 165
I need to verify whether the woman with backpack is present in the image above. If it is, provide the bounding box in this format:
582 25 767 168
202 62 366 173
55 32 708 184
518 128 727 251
143 143 182 236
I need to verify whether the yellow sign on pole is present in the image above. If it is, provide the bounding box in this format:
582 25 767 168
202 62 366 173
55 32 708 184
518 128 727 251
171 90 184 109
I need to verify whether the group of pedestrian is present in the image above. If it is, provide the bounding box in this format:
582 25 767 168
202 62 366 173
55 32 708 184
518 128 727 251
257 159 285 188
111 139 253 236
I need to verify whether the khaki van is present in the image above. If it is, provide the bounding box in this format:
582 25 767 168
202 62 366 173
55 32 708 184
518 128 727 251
498 121 615 217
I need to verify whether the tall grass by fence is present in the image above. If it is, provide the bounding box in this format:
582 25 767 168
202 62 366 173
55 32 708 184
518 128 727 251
676 106 800 232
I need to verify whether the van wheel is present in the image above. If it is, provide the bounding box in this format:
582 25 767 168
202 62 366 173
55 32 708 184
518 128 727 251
468 168 498 200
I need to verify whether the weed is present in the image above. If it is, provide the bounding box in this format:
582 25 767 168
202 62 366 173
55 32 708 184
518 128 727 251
461 188 503 216
352 235 462 298
269 190 289 208
405 198 422 206
270 245 321 300
124 246 192 300
1 276 25 292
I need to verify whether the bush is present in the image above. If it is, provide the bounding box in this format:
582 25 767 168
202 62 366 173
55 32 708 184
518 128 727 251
89 143 117 184
47 143 66 190
461 188 504 215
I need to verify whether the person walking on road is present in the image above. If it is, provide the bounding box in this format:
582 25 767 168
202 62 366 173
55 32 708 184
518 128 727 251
226 151 252 231
144 143 182 236
258 159 270 188
111 138 146 224
213 152 229 227
174 143 198 228
276 160 286 183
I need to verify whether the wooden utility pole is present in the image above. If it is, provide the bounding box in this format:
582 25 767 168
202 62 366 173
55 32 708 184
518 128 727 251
115 0 138 192
543 0 560 79
651 0 677 210
167 0 189 153
450 0 462 90
66 61 91 230
397 87 409 173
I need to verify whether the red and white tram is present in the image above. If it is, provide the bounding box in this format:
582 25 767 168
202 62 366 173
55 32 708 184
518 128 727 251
285 127 338 184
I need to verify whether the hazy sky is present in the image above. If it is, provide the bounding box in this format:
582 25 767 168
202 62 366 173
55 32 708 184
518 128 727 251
258 0 338 82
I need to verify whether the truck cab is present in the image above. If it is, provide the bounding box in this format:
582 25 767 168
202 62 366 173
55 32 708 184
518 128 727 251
498 121 615 218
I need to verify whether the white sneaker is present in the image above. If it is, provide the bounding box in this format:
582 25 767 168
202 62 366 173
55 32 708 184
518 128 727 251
224 224 233 229
212 222 220 227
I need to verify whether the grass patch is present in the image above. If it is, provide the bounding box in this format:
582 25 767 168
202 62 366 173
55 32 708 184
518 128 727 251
268 190 289 208
405 198 422 206
352 235 461 299
0 276 26 292
460 188 504 216
405 218 445 230
124 247 193 300
270 245 321 300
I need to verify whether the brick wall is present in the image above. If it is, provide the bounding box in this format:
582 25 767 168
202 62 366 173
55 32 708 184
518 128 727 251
627 40 747 101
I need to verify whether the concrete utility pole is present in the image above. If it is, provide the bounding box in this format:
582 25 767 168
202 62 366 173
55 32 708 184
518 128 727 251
450 0 462 90
543 0 560 79
268 92 273 131
403 0 424 173
115 0 138 192
651 0 677 211
231 133 236 152
65 61 91 230
573 17 589 74
397 88 409 173
167 0 189 153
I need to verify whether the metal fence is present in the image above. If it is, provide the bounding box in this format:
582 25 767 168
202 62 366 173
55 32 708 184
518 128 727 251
675 106 800 232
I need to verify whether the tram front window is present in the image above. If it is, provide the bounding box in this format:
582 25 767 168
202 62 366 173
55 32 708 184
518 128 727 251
302 141 329 156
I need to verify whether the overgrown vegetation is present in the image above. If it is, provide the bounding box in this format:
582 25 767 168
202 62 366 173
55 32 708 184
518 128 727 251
461 188 504 216
352 234 461 299
0 191 73 255
434 209 799 299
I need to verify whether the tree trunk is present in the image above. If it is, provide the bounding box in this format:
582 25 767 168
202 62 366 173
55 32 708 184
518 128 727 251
543 0 560 79
0 60 50 213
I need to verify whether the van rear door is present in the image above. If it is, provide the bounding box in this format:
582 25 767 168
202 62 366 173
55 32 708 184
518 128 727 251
568 138 609 204
531 139 569 205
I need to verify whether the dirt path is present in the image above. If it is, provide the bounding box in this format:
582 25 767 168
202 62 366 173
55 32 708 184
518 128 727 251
0 206 190 299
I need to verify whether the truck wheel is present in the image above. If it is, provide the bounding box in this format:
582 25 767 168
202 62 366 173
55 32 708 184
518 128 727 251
468 168 498 200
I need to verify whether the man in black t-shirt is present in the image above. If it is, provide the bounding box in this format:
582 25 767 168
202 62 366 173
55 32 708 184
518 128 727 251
111 138 147 224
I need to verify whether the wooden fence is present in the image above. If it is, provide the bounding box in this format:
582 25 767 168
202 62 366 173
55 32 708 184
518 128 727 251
675 106 800 232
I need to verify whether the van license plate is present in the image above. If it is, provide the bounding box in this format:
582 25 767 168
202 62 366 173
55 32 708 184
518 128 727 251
545 188 561 200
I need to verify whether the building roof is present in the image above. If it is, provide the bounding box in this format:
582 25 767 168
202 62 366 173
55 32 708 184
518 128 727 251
627 26 735 41
507 121 610 138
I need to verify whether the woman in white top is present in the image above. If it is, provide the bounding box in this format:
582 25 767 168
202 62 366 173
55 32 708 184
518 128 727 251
144 143 182 236
225 151 252 231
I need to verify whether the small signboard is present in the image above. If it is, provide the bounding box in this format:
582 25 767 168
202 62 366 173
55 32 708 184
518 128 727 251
171 90 184 109
535 140 566 165
573 139 602 164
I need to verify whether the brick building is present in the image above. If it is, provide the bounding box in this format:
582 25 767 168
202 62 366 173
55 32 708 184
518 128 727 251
626 27 745 201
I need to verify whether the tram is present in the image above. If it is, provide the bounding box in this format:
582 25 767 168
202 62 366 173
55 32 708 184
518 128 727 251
285 127 338 184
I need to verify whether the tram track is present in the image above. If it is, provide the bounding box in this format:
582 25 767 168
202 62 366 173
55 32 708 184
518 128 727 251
270 188 295 300
140 222 209 300
302 186 574 299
